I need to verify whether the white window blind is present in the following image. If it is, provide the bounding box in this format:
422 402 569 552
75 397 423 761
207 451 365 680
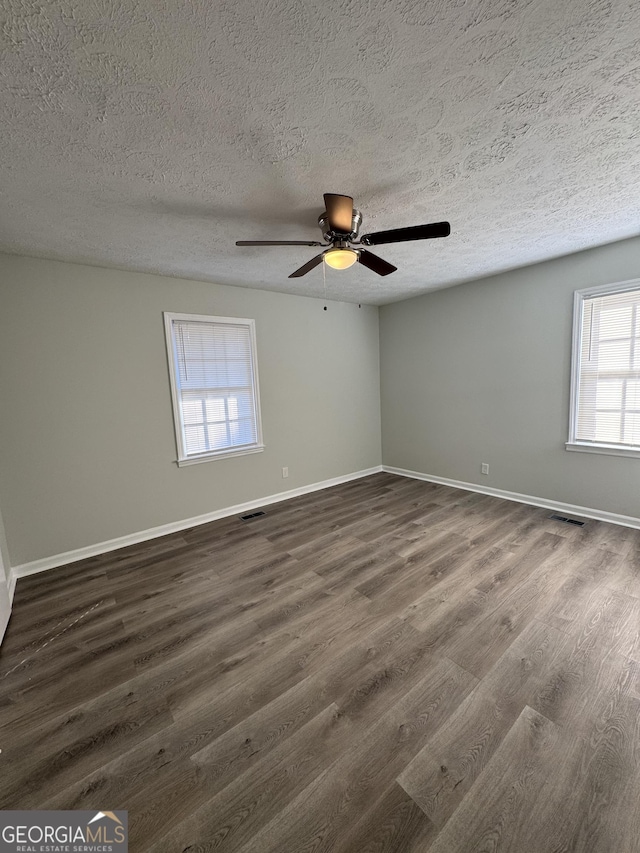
164 313 264 465
569 282 640 455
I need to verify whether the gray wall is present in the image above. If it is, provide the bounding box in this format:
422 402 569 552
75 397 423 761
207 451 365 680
0 254 382 566
379 236 640 520
3 233 639 570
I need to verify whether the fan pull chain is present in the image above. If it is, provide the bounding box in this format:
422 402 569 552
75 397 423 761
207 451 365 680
322 257 327 310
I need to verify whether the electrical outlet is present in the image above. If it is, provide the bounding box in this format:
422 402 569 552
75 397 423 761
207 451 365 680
481 463 489 475
282 467 289 478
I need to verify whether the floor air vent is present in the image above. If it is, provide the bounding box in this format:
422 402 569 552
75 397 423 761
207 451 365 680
240 511 266 521
549 514 585 527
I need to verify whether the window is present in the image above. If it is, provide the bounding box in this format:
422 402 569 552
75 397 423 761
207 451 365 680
568 280 640 458
164 313 264 465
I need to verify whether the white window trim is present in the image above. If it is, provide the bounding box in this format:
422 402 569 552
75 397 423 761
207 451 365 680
164 312 265 466
566 278 640 459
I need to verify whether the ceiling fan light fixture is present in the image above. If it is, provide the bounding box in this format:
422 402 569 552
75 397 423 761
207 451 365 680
237 192 450 278
324 247 358 270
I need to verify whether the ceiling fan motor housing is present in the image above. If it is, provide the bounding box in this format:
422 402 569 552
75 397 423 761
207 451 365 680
318 208 362 244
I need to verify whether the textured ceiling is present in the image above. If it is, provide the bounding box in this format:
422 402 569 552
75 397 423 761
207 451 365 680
1 0 640 305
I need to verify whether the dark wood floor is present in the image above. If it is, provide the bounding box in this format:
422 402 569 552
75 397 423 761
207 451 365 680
1 473 640 852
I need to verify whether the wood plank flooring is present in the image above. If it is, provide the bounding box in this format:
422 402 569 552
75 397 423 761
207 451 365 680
1 473 639 852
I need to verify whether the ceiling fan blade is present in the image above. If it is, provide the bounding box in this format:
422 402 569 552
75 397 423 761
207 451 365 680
358 249 397 276
236 240 324 246
288 253 325 278
323 193 354 233
361 221 451 246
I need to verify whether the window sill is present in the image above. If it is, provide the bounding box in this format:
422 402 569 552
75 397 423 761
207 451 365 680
177 444 265 467
565 442 640 460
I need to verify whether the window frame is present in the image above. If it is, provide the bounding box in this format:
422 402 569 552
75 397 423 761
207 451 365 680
163 312 265 466
567 278 640 459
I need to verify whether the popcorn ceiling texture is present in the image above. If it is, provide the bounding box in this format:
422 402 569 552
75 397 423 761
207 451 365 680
1 0 639 304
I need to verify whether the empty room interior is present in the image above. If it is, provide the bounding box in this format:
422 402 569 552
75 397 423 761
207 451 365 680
1 0 640 851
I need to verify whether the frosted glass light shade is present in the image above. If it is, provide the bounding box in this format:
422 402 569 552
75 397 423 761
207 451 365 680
324 248 358 270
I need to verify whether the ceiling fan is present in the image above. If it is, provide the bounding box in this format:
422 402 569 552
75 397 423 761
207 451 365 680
236 193 451 278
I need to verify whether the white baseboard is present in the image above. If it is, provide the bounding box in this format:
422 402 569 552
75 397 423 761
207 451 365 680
15 462 634 584
11 466 383 580
383 465 640 530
